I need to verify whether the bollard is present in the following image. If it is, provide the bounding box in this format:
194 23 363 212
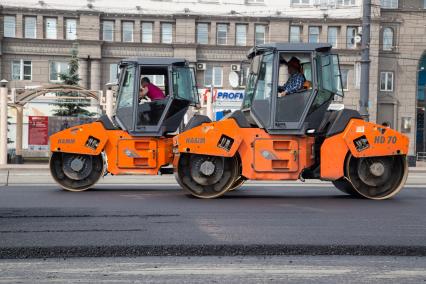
15 106 24 164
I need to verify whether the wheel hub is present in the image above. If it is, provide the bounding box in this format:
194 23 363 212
200 161 215 176
70 158 84 172
357 157 392 188
62 154 93 180
190 155 224 186
369 162 385 177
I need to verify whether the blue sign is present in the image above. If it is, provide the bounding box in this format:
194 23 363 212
216 90 244 101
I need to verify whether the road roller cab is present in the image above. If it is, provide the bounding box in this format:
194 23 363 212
50 57 199 191
174 43 409 199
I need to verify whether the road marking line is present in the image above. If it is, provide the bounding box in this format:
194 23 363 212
111 266 352 276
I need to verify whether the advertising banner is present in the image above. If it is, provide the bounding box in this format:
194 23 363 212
28 116 49 151
198 88 245 121
215 89 245 101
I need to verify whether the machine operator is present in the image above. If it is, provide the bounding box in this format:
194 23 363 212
278 57 306 97
139 77 166 102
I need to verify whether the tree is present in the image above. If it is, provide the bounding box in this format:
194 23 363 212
51 44 95 117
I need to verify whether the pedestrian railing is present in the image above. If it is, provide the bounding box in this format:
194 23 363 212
417 152 426 161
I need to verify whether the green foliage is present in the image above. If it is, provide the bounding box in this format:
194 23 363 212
51 44 96 117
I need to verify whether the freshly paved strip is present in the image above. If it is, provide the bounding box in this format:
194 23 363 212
0 181 425 258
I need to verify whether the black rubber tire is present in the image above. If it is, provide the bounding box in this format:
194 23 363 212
50 152 105 192
332 178 361 197
228 176 246 191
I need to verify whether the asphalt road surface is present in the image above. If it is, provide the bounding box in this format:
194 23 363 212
1 174 425 258
1 255 426 283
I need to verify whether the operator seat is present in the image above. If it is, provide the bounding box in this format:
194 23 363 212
138 98 169 126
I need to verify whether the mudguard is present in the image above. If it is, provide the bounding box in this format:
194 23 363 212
50 121 109 156
174 118 243 158
320 119 409 180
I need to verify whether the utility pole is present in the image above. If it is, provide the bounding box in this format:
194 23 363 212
0 80 8 165
359 0 371 121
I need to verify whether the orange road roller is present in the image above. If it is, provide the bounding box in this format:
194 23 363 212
50 44 409 200
173 43 409 199
49 57 199 191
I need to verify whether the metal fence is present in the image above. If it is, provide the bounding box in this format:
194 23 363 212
417 152 426 162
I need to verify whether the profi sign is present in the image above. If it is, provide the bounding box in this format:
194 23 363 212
216 90 244 101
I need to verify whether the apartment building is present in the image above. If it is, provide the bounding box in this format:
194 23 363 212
0 0 425 161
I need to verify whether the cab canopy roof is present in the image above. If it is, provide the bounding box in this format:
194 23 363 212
120 57 187 66
247 43 332 58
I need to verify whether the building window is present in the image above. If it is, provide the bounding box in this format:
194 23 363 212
24 16 37 39
308 26 320 43
381 0 398 8
354 62 361 89
65 19 77 40
49 62 69 82
291 0 310 4
236 24 247 46
109 64 118 83
144 75 165 86
255 25 267 45
141 22 153 43
337 0 355 6
424 0 426 8
346 26 357 49
102 21 114 41
45 17 57 39
383 27 394 51
327 27 338 48
380 72 394 91
4 16 16 38
12 60 32 81
204 66 223 87
290 26 301 43
154 75 165 86
161 23 173 44
216 24 228 45
197 23 209 44
122 21 134 42
339 68 350 90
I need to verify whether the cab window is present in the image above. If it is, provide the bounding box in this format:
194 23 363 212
115 65 136 130
173 67 199 104
275 53 313 124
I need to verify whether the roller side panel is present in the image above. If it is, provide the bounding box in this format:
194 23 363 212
173 119 243 158
50 121 109 156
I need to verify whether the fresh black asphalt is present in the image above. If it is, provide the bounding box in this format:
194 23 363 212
0 183 425 258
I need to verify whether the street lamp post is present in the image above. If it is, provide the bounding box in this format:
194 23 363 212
0 80 9 165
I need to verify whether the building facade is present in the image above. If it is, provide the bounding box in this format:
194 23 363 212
0 0 425 160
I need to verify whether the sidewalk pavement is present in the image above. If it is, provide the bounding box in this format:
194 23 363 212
0 163 424 186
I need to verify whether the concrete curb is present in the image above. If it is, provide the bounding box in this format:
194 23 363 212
1 244 426 259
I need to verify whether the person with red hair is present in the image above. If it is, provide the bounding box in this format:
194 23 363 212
278 57 306 97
